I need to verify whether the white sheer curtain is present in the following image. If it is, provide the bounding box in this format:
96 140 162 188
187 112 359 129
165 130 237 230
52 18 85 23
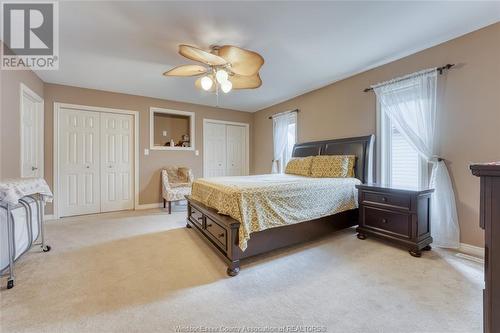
373 69 460 248
272 113 291 173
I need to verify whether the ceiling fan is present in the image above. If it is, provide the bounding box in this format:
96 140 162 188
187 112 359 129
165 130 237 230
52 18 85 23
163 44 264 94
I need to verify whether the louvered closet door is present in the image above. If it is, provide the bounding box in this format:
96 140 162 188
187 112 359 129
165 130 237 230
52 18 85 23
205 122 227 177
100 113 134 212
226 125 246 176
59 109 101 217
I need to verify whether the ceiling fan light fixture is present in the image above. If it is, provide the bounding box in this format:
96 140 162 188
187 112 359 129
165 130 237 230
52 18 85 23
220 80 233 93
215 69 229 84
200 76 213 91
163 44 263 95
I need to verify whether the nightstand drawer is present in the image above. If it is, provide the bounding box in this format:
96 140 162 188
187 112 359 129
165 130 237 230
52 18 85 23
363 206 410 238
362 191 410 210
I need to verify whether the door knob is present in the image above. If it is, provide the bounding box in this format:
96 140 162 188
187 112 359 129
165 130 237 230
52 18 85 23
108 165 113 168
31 166 38 171
86 166 90 169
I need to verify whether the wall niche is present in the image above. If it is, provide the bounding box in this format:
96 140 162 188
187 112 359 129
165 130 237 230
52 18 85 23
149 108 195 151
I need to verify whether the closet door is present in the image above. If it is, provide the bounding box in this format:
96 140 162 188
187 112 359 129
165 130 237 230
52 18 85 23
20 86 44 178
226 125 246 176
100 113 134 212
204 122 227 177
59 109 101 217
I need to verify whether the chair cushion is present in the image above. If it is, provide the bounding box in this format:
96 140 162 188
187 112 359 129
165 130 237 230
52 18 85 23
164 166 192 184
163 167 181 183
164 186 191 201
178 167 191 182
170 183 191 188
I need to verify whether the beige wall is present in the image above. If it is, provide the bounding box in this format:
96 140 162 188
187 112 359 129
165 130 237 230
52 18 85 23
153 113 190 147
0 44 44 180
253 22 500 247
44 84 253 213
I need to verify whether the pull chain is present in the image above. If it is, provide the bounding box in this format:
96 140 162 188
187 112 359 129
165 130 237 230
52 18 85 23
215 81 219 107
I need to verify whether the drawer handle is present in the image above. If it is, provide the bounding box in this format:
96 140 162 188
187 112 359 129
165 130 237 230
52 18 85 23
218 233 224 238
197 216 203 221
207 223 212 227
381 197 387 202
381 218 388 223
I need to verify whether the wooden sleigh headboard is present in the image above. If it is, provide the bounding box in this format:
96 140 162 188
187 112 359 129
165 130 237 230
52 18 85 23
291 135 375 183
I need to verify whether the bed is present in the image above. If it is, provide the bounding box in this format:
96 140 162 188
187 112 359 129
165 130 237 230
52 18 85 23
185 135 374 276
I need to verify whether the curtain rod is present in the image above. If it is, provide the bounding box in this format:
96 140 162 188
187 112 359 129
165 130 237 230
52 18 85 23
363 64 455 93
268 109 299 120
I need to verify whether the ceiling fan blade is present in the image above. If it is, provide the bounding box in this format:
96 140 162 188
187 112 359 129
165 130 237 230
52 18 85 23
219 45 264 76
179 44 227 66
195 76 216 92
230 73 262 89
163 64 207 77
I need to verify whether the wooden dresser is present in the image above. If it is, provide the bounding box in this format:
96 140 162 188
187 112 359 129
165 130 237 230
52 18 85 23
356 183 434 257
470 163 500 333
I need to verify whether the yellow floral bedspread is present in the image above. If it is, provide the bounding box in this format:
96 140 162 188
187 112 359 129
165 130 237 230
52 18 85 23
191 174 361 251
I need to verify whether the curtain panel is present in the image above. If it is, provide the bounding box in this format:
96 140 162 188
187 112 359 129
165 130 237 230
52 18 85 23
271 114 290 173
373 69 460 248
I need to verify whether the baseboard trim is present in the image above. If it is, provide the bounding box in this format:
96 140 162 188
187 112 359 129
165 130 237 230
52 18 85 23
456 253 484 264
136 200 188 210
459 243 484 259
45 203 177 215
136 203 163 210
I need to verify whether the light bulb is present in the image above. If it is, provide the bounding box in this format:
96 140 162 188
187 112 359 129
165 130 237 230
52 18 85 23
220 80 232 93
215 69 229 84
200 76 213 91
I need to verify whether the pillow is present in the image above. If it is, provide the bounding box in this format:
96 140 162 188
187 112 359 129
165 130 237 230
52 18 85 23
178 167 193 183
311 155 356 178
285 156 314 176
347 156 356 177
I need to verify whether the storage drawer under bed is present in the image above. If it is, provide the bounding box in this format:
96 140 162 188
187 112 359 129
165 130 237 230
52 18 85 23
189 205 204 227
205 217 227 250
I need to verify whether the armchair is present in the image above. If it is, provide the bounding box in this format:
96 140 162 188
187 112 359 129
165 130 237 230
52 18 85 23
161 166 194 214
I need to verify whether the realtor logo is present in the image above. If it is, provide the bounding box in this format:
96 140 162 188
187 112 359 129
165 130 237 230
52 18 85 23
1 1 59 70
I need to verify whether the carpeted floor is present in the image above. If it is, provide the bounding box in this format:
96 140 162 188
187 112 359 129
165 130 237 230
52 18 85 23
0 208 483 333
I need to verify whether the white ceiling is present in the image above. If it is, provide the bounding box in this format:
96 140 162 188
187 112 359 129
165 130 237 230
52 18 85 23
36 1 500 112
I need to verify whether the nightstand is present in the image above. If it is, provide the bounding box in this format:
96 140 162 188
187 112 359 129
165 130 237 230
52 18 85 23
356 183 434 257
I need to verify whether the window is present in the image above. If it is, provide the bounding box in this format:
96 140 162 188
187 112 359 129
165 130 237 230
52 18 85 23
272 112 297 173
378 103 427 188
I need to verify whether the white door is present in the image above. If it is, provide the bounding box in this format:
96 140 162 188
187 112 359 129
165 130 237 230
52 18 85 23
100 113 134 212
20 85 44 178
204 122 227 177
226 125 246 176
59 109 101 217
